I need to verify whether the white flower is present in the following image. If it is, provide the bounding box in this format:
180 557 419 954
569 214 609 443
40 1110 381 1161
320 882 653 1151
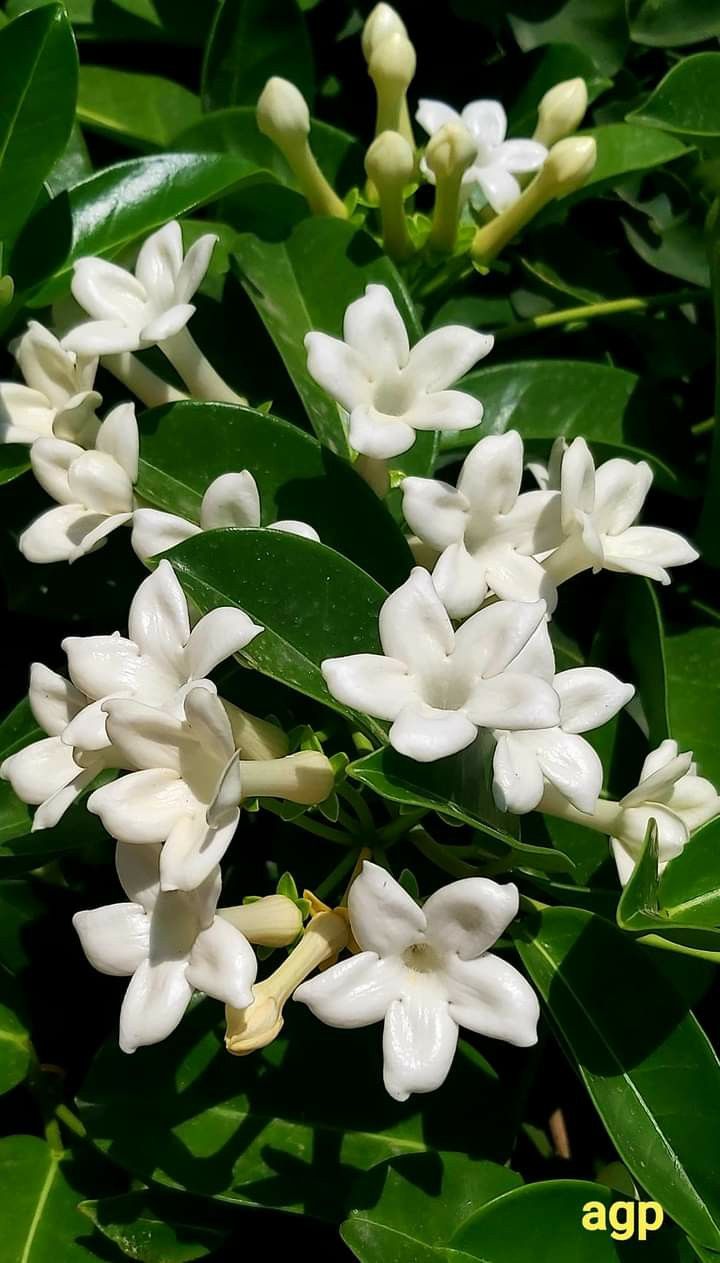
73 842 257 1053
416 99 547 213
88 686 334 892
131 470 319 561
19 402 139 563
62 222 217 356
548 438 698 586
295 861 539 1101
402 432 562 620
305 284 492 460
321 567 559 762
611 740 720 885
526 435 565 492
0 322 101 447
492 623 634 815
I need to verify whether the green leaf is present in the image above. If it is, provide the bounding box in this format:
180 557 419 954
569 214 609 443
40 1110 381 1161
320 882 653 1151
658 819 720 930
0 1134 103 1261
0 966 31 1095
508 43 612 137
0 786 114 870
202 0 313 111
617 819 720 955
342 1152 522 1263
628 54 720 135
509 0 629 76
137 401 413 590
619 578 670 748
80 1190 230 1262
45 122 92 196
0 878 45 973
0 5 77 242
578 124 688 192
516 906 720 1249
0 446 31 485
9 151 264 308
77 66 201 149
699 201 720 562
665 624 720 787
230 184 435 470
0 695 43 760
623 216 710 288
350 745 574 874
168 527 388 739
78 1001 518 1218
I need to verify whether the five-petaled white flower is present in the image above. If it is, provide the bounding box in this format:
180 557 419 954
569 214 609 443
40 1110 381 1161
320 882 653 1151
492 623 634 815
416 99 547 212
131 470 319 560
0 322 101 447
63 221 217 356
610 739 720 885
19 402 139 563
546 438 698 587
295 861 539 1101
305 284 492 460
402 432 562 619
322 567 559 762
74 841 257 1053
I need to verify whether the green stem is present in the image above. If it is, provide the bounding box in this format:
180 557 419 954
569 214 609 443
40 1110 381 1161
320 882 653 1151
378 807 427 845
338 784 375 834
493 289 708 343
315 848 362 902
411 827 479 877
291 816 354 847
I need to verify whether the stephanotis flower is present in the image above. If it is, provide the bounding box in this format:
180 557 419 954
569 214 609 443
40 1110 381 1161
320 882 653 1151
295 862 539 1101
492 623 634 815
305 284 492 460
0 322 101 447
62 221 217 357
544 438 698 587
19 402 139 564
131 470 319 560
74 842 257 1053
402 432 562 619
322 567 559 762
88 685 334 892
416 99 547 213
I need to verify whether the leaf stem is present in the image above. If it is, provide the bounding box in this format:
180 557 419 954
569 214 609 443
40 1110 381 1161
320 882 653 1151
493 288 708 342
291 815 355 847
378 807 428 845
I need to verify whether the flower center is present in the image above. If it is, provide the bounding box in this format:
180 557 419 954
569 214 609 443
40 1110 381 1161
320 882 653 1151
402 942 440 974
373 372 415 418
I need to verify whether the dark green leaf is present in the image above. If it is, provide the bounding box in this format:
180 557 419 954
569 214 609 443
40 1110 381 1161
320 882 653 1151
658 819 720 930
0 1134 103 1261
508 44 612 137
579 124 688 192
628 54 720 135
698 200 720 562
80 1190 230 1262
202 0 313 111
619 578 670 748
623 216 710 287
0 966 31 1095
628 0 720 45
509 0 630 76
77 66 201 149
666 624 720 787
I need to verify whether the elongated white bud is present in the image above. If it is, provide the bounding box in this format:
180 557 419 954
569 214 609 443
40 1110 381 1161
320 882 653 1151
542 135 597 192
219 895 303 947
368 32 416 149
534 78 588 148
224 699 289 761
256 77 347 219
238 750 335 805
425 122 476 253
362 2 407 61
365 130 415 261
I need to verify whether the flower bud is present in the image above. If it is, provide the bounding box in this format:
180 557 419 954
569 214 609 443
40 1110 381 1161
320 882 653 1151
238 750 335 805
364 131 415 262
224 700 289 761
219 895 303 948
361 2 407 61
425 122 476 182
543 135 597 192
368 31 416 93
256 76 310 145
534 78 588 148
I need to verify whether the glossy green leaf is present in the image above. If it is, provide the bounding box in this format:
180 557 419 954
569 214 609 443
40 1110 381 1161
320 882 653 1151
0 1134 102 1261
623 216 710 287
168 527 388 739
0 696 43 760
509 0 629 75
579 124 688 192
698 200 720 563
350 745 574 874
0 6 77 242
77 66 201 149
45 122 92 196
658 819 720 929
202 0 313 111
666 624 720 786
620 578 670 748
508 44 612 137
8 0 217 45
628 54 720 136
137 401 413 590
0 447 31 485
80 1190 230 1262
342 1152 522 1263
78 1001 517 1217
230 184 435 469
628 0 720 45
516 906 720 1249
10 151 264 308
0 967 31 1095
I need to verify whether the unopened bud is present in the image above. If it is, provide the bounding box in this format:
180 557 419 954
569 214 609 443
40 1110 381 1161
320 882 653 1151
364 131 415 262
426 123 476 254
534 78 588 148
369 31 416 93
362 2 407 61
224 700 289 761
543 135 597 192
219 894 303 948
257 76 310 145
239 750 335 806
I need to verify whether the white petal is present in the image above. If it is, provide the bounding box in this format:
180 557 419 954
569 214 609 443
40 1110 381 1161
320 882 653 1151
404 389 484 433
73 903 149 976
200 470 260 529
270 519 320 541
71 257 147 323
19 504 100 563
115 840 161 912
390 700 477 762
29 662 85 735
183 687 235 763
640 738 678 781
497 490 563 553
445 953 539 1046
602 526 698 582
379 567 454 675
95 402 139 481
348 405 415 459
68 511 132 560
401 477 467 551
0 384 54 444
135 222 183 302
344 284 410 375
13 322 83 404
53 391 102 447
295 951 404 1026
486 549 556 607
185 607 263 679
611 837 637 887
496 138 547 173
63 320 143 356
492 732 545 814
63 633 142 700
1 736 79 805
175 233 218 304
88 768 191 842
461 100 507 147
592 459 652 535
186 917 256 1009
304 332 370 412
466 673 560 731
535 728 603 815
560 438 595 530
131 508 199 559
556 667 634 735
622 751 693 808
416 99 462 137
432 541 489 620
31 436 82 504
405 327 493 394
348 860 427 957
67 451 134 514
141 304 195 344
474 165 521 213
206 753 242 829
424 877 519 958
383 992 458 1101
32 763 98 831
102 699 190 771
159 810 238 893
128 559 190 674
321 652 415 721
457 432 522 515
119 957 193 1053
452 599 547 682
505 621 555 681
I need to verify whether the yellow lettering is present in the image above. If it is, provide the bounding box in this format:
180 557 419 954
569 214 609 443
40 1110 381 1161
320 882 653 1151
582 1201 606 1232
609 1201 634 1241
638 1203 664 1241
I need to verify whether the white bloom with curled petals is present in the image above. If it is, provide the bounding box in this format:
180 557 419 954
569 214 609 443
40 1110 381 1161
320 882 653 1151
62 222 217 356
0 322 101 447
547 438 699 586
73 842 257 1053
305 284 492 460
131 470 319 560
611 740 720 885
416 99 547 213
492 623 634 815
19 402 139 564
322 567 559 762
295 861 539 1101
403 432 563 619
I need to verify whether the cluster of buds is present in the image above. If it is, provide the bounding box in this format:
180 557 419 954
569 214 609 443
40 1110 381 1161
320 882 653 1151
254 3 596 264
